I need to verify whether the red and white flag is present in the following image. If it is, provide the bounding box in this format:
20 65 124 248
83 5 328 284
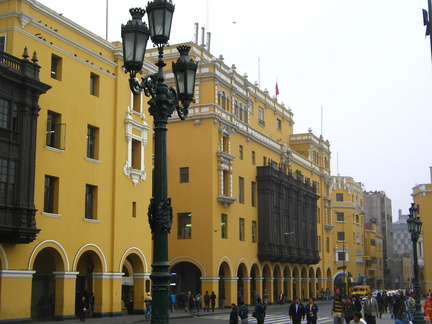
275 82 280 101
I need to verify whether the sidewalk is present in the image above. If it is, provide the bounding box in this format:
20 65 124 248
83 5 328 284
34 300 402 324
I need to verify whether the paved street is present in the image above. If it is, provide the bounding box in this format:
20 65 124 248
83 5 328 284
36 300 404 324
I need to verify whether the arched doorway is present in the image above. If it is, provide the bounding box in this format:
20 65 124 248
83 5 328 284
237 264 247 304
31 248 59 320
75 251 103 317
170 262 202 295
121 252 146 315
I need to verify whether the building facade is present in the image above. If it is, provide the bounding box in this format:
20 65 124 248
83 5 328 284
364 191 394 289
0 0 155 321
144 43 336 305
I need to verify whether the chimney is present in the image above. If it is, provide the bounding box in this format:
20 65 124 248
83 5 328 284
201 27 205 47
194 23 199 44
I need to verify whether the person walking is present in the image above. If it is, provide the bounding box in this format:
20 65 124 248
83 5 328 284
230 303 239 324
305 297 319 324
254 297 266 324
195 292 202 313
169 292 176 313
210 291 217 312
238 301 249 324
424 296 432 324
395 304 410 324
144 293 152 319
344 296 356 324
204 291 210 311
289 296 306 324
363 292 379 324
79 296 88 322
349 312 367 324
331 293 345 324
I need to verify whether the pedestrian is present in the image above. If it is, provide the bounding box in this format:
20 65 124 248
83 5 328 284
392 295 402 320
253 290 260 305
326 288 332 301
204 291 210 311
144 293 152 319
305 297 319 324
377 293 385 319
344 296 356 324
395 304 410 324
210 291 217 312
279 292 285 305
289 296 306 324
352 295 362 312
79 296 88 322
331 293 345 324
405 292 415 322
238 300 249 324
321 288 325 301
169 291 176 313
263 289 269 303
363 292 379 324
253 297 266 324
349 312 367 324
195 292 202 313
230 303 239 324
188 292 195 313
424 296 432 323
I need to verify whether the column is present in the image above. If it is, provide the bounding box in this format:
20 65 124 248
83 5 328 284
53 271 79 320
92 272 124 317
224 277 238 307
0 270 35 321
242 277 251 305
133 273 150 314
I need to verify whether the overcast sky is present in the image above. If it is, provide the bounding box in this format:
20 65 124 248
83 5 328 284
38 0 432 219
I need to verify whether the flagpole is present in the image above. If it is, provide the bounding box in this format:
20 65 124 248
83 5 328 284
105 0 109 41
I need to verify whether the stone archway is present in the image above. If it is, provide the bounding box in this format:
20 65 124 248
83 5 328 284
236 263 248 304
170 261 202 296
121 252 147 315
74 250 103 317
31 247 64 320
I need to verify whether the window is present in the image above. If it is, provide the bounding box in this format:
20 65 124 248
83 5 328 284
86 125 99 159
46 111 65 149
252 220 257 243
336 212 344 222
277 118 282 130
221 214 227 238
0 35 5 51
44 175 59 213
222 170 230 196
177 212 192 239
258 107 265 126
252 151 255 165
239 218 245 241
337 251 346 261
239 177 244 204
132 201 137 218
133 94 141 113
0 157 15 205
336 193 344 201
222 135 229 153
239 145 243 160
85 184 97 219
251 181 256 207
233 101 239 118
326 237 330 253
180 167 189 183
131 139 141 169
337 231 345 241
0 98 17 131
240 104 248 122
90 73 100 96
51 54 62 80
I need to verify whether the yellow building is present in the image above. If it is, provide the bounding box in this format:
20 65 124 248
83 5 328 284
331 176 368 293
411 171 430 293
0 0 156 321
143 42 335 306
364 222 384 290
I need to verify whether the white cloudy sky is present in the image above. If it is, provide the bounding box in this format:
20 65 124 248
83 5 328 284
38 0 432 219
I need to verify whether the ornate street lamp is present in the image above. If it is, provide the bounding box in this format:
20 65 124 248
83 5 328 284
407 203 426 324
121 1 197 323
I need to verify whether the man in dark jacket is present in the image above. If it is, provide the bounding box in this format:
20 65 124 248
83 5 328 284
289 296 306 324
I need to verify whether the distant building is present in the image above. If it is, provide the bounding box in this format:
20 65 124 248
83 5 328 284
393 209 413 257
364 191 394 289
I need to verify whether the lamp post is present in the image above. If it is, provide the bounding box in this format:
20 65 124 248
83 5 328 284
407 203 425 324
121 2 197 323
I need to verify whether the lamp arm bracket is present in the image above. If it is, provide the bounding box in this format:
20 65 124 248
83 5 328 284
128 73 159 97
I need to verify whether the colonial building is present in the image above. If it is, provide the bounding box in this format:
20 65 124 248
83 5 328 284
144 43 335 305
0 0 155 321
